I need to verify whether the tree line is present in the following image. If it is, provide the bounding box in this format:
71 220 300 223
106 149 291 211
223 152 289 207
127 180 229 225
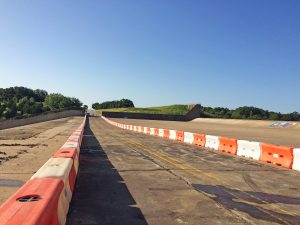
202 106 300 121
0 87 82 119
92 99 134 110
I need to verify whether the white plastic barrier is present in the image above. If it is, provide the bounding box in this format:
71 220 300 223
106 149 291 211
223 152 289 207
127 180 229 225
133 126 137 132
143 127 148 134
169 130 176 140
184 132 194 144
237 140 261 160
31 158 74 203
62 142 80 153
68 135 80 140
150 128 155 135
158 128 164 137
292 148 300 171
205 135 219 150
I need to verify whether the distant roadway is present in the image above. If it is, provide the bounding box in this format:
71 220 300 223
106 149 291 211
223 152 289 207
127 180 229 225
67 117 300 225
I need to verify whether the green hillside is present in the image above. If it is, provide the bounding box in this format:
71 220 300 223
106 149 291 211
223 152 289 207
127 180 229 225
97 104 191 116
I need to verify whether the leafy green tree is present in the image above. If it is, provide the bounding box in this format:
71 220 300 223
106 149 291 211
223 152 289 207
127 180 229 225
92 99 134 109
44 93 82 110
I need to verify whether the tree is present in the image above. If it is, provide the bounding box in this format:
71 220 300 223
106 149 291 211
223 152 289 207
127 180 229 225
92 103 101 109
44 93 82 110
34 89 48 102
0 86 83 119
92 99 134 109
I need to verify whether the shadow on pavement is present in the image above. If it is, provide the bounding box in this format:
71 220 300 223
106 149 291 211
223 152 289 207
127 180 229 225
67 117 148 225
193 184 300 224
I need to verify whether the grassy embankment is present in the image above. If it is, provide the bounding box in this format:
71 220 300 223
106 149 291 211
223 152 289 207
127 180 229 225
96 104 191 116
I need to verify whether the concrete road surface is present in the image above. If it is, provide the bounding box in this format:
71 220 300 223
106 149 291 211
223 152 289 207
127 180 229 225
67 117 300 225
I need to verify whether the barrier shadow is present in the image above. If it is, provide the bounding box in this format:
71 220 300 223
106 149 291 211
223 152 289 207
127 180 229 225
67 117 148 225
193 184 300 224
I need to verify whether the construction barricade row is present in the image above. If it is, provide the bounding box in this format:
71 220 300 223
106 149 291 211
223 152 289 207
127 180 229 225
0 116 86 225
101 116 299 172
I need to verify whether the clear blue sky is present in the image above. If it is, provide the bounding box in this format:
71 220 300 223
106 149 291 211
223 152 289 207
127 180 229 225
0 0 299 113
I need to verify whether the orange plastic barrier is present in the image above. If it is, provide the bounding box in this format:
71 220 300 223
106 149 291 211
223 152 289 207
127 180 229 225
260 143 293 168
176 131 184 142
139 126 143 133
193 133 206 147
154 128 159 136
0 178 64 225
163 129 170 138
218 137 238 155
53 147 78 160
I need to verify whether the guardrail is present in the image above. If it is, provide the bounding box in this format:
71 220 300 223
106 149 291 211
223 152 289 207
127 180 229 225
102 116 299 172
0 116 86 225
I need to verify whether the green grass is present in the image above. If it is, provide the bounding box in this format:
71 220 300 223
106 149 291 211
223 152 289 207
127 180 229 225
97 104 191 116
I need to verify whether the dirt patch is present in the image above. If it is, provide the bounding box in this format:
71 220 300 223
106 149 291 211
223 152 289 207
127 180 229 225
0 118 74 140
0 143 47 147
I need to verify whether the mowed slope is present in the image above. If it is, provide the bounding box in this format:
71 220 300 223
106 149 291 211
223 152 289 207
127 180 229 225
111 118 300 147
67 117 300 225
0 117 83 204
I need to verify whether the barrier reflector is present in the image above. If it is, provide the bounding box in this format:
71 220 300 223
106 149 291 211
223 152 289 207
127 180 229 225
176 131 184 142
0 178 66 225
150 128 155 135
169 130 176 140
163 129 170 138
261 143 293 168
205 135 219 150
53 147 79 173
30 158 75 203
184 132 194 144
158 128 164 137
292 148 300 171
193 133 206 147
237 140 261 160
219 137 238 155
154 128 159 136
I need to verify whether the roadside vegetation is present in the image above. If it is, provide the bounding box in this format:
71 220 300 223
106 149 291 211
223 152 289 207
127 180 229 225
0 87 82 119
202 106 300 121
93 99 300 121
92 99 134 110
97 104 190 115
